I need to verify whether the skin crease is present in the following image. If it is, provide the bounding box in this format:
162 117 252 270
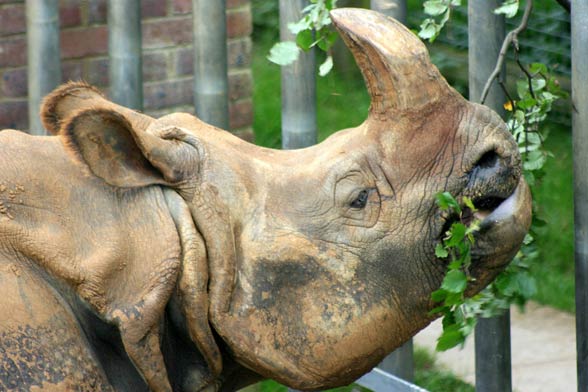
0 8 531 392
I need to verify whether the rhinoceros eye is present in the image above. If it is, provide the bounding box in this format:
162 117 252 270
350 189 369 209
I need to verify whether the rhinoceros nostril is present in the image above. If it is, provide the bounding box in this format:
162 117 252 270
475 150 499 170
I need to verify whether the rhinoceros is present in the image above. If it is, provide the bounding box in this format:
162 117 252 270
0 8 531 392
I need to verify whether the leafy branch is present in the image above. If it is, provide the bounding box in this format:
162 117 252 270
267 0 338 76
431 193 481 350
418 0 462 43
424 0 566 350
479 0 533 104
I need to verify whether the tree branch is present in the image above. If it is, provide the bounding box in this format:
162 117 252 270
479 0 534 105
554 0 570 13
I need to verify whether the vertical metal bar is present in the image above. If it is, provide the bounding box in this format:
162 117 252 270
377 340 414 382
192 0 229 129
370 0 407 23
26 0 61 135
369 0 412 382
572 1 588 391
108 0 143 111
468 2 511 391
280 0 317 149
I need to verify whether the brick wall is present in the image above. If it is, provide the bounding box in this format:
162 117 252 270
0 0 253 140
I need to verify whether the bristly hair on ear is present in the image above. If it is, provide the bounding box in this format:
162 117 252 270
40 81 105 135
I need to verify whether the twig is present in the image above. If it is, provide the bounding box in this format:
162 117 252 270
479 0 534 105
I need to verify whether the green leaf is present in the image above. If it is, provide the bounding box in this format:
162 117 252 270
523 150 547 171
436 325 465 351
418 19 440 42
442 270 468 293
435 243 449 258
296 29 314 51
462 196 477 212
494 0 519 18
446 222 466 247
431 289 448 302
288 18 310 35
423 0 448 16
436 192 461 213
531 78 547 92
529 62 548 74
319 55 333 77
268 41 300 66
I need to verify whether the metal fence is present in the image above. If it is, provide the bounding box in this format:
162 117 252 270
18 0 587 391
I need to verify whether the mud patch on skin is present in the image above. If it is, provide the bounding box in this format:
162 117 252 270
0 182 25 221
0 318 112 391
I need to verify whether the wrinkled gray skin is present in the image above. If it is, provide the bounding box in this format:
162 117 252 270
0 8 531 392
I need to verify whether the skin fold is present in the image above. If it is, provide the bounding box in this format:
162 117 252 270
0 8 531 392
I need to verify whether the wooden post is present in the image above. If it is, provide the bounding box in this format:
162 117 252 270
26 0 61 135
572 1 588 391
108 0 143 110
468 2 512 391
192 0 229 129
280 0 317 149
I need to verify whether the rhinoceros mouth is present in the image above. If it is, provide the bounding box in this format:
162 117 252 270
437 177 531 270
470 178 532 269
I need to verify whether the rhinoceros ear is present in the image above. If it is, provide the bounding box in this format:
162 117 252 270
41 81 155 135
330 8 459 117
61 108 199 188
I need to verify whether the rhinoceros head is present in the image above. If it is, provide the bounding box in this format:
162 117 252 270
49 8 531 391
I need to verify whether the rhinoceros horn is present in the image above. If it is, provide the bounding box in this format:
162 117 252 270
330 8 460 118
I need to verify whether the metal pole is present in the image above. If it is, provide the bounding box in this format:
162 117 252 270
108 0 143 111
26 0 61 135
192 0 229 129
469 2 511 391
572 1 588 391
280 0 317 149
370 0 406 23
377 340 414 382
369 0 412 382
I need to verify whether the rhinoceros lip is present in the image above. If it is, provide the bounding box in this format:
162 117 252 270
470 178 532 268
436 177 531 269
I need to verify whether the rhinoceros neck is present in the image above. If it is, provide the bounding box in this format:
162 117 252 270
0 131 181 314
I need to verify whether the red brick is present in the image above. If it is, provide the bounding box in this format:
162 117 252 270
0 100 28 130
228 37 251 68
87 0 106 25
227 7 252 39
59 0 82 28
61 26 108 59
175 47 193 76
0 4 25 35
229 99 252 130
1 67 26 97
142 0 167 18
144 78 193 110
227 0 249 9
142 18 192 49
172 0 191 15
228 71 252 102
0 37 26 67
62 60 83 82
84 57 109 87
143 51 168 82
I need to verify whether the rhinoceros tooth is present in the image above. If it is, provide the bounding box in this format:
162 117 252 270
330 8 459 117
